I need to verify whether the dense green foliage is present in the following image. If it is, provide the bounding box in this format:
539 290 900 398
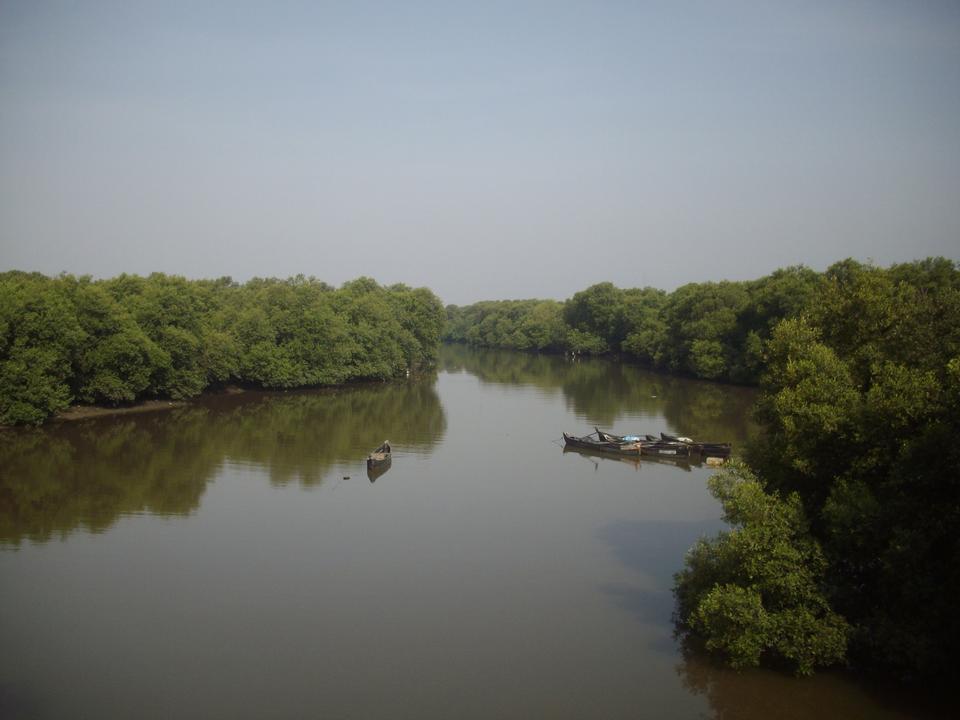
672 257 960 683
747 258 960 682
445 266 823 384
674 464 849 676
0 272 445 425
445 299 569 352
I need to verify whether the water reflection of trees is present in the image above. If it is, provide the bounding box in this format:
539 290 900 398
3 348 755 546
675 641 926 720
0 411 223 545
212 380 445 486
442 345 757 443
0 379 445 545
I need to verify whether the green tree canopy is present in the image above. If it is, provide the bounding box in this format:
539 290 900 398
0 272 446 425
674 463 850 676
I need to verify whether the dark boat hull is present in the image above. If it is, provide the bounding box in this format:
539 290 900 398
566 432 690 457
367 441 392 468
563 432 642 456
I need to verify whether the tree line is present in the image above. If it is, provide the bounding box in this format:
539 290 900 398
0 272 445 425
444 264 824 384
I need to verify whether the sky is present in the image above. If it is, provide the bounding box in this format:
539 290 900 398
1 1 958 305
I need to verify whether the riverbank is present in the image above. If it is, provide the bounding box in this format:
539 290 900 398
39 387 252 424
52 399 189 422
39 374 429 426
0 388 238 428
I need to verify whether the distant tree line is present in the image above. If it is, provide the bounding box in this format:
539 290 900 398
0 272 445 425
444 264 823 384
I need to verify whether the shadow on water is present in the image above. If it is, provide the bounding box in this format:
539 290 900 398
599 519 726 596
441 344 758 444
0 378 445 545
598 519 724 645
675 643 955 720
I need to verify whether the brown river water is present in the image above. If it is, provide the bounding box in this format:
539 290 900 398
0 346 946 719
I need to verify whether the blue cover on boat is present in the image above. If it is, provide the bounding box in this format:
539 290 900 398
622 435 641 442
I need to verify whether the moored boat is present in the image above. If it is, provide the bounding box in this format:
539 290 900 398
563 432 643 456
569 430 690 457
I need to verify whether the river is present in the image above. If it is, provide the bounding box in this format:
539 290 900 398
0 346 940 719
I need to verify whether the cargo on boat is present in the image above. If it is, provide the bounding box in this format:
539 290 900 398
564 431 691 457
594 427 731 457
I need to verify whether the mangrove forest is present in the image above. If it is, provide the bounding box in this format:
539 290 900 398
0 272 445 426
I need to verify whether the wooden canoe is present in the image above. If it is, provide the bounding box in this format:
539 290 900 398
367 441 392 468
563 432 643 456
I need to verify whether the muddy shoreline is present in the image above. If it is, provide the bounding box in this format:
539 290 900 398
47 386 255 423
52 399 191 422
5 373 431 429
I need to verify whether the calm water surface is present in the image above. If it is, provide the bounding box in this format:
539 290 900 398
0 347 940 719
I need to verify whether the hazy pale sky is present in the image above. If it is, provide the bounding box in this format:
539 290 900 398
1 1 958 305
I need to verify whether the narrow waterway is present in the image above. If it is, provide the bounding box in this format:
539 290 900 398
0 346 939 719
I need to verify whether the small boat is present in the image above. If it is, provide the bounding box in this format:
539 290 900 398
367 441 392 468
563 432 643 456
367 441 392 481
